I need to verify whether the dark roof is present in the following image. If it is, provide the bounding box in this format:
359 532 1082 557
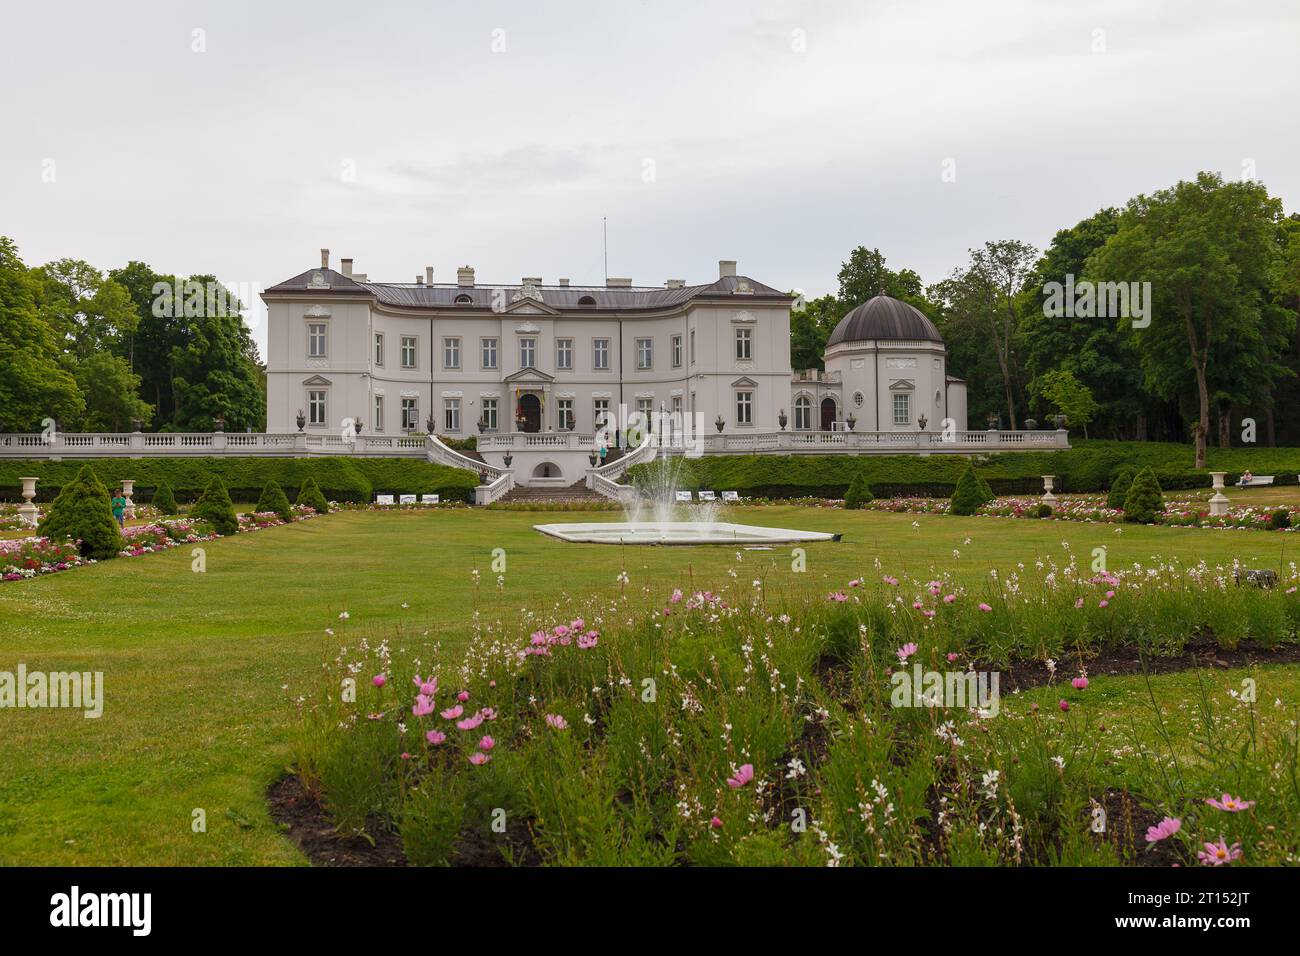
826 295 943 346
264 269 791 312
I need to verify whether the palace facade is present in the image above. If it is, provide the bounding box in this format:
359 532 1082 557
261 250 967 446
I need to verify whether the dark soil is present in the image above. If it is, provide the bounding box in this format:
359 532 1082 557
267 774 543 867
1099 788 1186 868
977 634 1300 693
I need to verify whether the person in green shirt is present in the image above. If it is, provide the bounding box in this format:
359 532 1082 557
111 490 127 528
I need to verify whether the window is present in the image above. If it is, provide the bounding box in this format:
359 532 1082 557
593 338 610 370
735 391 753 425
374 395 384 431
401 335 417 369
593 398 610 431
454 293 473 305
578 295 597 307
519 337 536 369
308 389 327 426
689 328 696 365
443 337 461 370
556 338 573 370
557 398 574 430
672 395 682 414
636 398 653 427
481 398 498 431
794 395 811 430
401 397 419 432
308 323 327 358
893 392 911 426
636 338 652 370
374 332 384 366
444 398 461 432
671 334 682 368
481 337 498 369
735 327 752 361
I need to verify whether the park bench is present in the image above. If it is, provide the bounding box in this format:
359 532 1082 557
1236 475 1275 488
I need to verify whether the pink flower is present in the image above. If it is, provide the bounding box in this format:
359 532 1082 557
978 603 992 612
468 752 491 765
478 735 495 751
1058 699 1069 712
947 652 958 662
710 816 723 829
670 589 683 603
848 578 861 588
1072 676 1088 690
726 764 754 789
411 694 435 717
479 707 497 721
440 705 464 719
400 752 411 760
1098 599 1109 609
1105 590 1115 599
829 591 848 602
897 642 918 662
882 575 898 586
412 674 437 696
371 674 386 687
457 690 470 702
1074 597 1085 609
1197 837 1242 866
1205 794 1255 813
554 624 570 638
1145 816 1181 843
943 594 956 604
577 631 599 649
426 729 446 745
457 713 485 730
545 713 568 730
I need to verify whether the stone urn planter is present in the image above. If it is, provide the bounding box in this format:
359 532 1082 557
296 410 306 432
18 477 39 528
122 479 136 520
1040 475 1058 508
1208 471 1229 516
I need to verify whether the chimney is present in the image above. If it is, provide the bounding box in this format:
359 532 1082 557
606 277 632 287
558 278 570 287
341 258 353 277
718 260 737 279
416 275 424 285
522 276 542 288
457 266 475 288
425 266 434 285
666 279 685 288
320 248 330 270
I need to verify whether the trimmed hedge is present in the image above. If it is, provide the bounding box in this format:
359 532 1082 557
950 463 994 516
843 472 873 510
296 477 330 515
1122 467 1164 524
1106 466 1135 510
152 481 178 515
36 464 123 559
191 477 239 535
255 480 293 522
0 456 479 504
625 440 1300 499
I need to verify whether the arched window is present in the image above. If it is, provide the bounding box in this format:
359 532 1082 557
578 295 597 306
454 293 473 305
794 395 811 430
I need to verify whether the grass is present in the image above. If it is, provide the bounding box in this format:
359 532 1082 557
1 504 1297 865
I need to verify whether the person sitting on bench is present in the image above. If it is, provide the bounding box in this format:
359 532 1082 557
1237 470 1253 487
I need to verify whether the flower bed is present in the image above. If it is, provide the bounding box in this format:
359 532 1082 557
1 536 85 579
289 557 1300 867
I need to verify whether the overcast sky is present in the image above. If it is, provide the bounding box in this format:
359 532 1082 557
3 0 1298 356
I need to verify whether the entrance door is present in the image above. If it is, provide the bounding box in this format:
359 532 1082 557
820 397 836 431
518 393 542 433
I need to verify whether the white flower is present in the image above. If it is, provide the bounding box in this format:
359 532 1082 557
338 611 350 620
1051 755 1065 770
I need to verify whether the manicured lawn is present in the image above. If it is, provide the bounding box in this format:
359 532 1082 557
0 505 1296 865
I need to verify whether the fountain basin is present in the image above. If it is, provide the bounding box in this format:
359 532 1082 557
534 521 839 545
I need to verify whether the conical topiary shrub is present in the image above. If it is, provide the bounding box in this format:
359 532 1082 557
950 462 992 516
191 476 239 535
255 479 293 522
295 477 329 515
37 464 124 559
1122 467 1164 524
1106 466 1135 510
844 471 874 510
152 481 178 515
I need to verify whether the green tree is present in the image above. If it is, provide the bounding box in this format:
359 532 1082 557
1106 466 1135 510
1089 172 1288 468
844 471 873 509
1029 369 1099 436
255 479 293 522
74 351 153 431
837 247 926 309
1122 467 1164 523
168 277 266 431
191 476 238 535
950 462 993 515
295 477 330 515
37 464 123 559
0 237 83 431
151 481 178 515
789 294 842 371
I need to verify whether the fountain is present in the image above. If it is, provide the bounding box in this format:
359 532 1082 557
534 453 839 545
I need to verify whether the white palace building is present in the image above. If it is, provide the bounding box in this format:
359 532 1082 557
0 249 1067 503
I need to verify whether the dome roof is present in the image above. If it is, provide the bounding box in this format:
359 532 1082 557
826 295 942 347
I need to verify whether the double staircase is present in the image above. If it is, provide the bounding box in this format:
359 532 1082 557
497 479 606 504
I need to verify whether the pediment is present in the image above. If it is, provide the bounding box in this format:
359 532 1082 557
503 367 556 384
889 379 915 391
502 299 559 318
302 374 333 386
731 376 759 388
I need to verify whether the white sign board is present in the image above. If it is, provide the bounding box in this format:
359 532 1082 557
721 490 740 502
376 494 395 505
421 494 440 504
697 490 717 501
675 491 693 502
399 494 416 504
